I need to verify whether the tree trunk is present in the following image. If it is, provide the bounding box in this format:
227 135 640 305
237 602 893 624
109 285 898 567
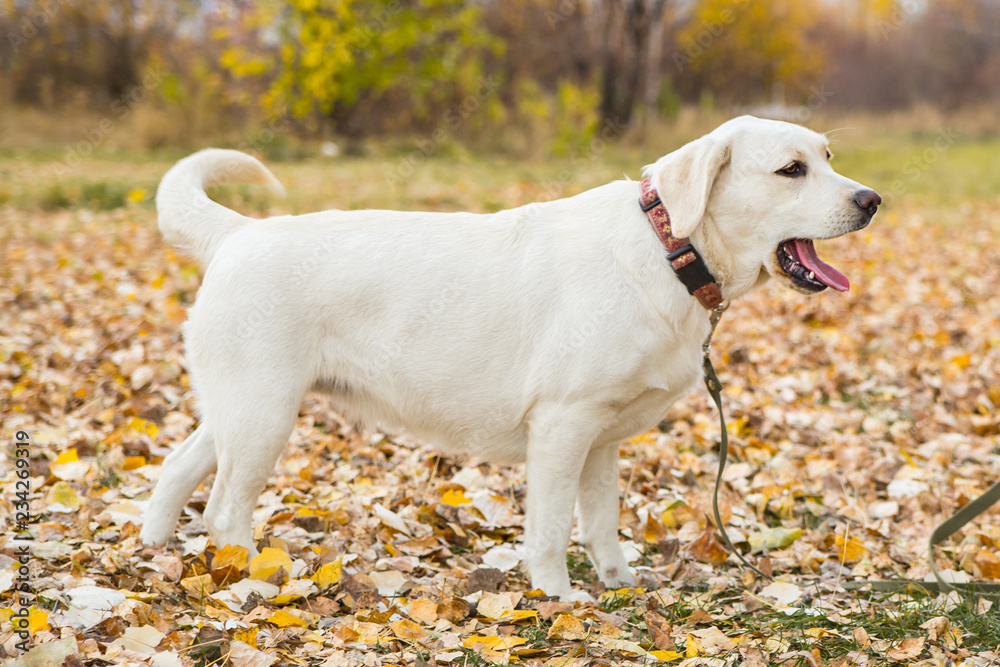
599 0 668 130
643 7 666 127
599 0 621 126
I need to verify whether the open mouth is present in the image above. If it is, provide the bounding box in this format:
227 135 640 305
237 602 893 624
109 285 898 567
777 239 849 293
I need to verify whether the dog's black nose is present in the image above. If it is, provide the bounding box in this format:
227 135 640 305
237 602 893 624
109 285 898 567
853 189 881 218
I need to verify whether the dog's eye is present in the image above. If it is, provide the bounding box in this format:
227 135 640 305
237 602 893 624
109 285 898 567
777 161 805 177
826 149 833 160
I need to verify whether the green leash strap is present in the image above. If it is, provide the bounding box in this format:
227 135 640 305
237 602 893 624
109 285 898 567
702 302 1000 594
704 352 771 581
842 482 1000 595
925 478 1000 595
702 302 771 581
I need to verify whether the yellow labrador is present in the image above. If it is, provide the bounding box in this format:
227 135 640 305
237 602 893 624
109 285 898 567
141 116 879 601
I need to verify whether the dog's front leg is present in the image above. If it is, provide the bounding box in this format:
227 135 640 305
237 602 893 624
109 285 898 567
577 442 637 588
523 417 594 602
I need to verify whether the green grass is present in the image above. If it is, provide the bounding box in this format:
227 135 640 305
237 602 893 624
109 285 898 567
830 130 1000 209
2 114 998 217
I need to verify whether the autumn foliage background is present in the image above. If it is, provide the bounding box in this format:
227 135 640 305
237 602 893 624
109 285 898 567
2 0 1000 666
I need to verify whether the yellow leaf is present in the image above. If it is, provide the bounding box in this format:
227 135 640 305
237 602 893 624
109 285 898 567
644 513 665 543
685 633 700 658
128 417 160 440
233 627 258 649
649 649 684 661
122 455 147 470
490 636 527 650
462 635 527 651
311 558 342 588
213 544 250 574
249 547 293 583
441 488 472 506
45 482 82 510
389 618 427 642
834 534 866 562
506 609 538 622
216 544 250 569
950 353 972 369
598 587 642 608
268 609 309 628
748 527 802 553
462 635 495 648
24 607 50 634
54 449 79 464
547 614 588 640
408 599 438 624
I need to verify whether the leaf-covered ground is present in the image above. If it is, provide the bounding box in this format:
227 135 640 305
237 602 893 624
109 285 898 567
1 159 999 666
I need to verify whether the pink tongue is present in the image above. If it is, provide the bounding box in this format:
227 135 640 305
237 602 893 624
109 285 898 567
793 239 849 292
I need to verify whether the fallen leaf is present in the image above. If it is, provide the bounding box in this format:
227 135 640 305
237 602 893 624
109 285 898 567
248 547 293 583
547 613 588 640
759 581 803 606
886 637 924 661
748 527 802 553
311 558 342 588
268 609 310 628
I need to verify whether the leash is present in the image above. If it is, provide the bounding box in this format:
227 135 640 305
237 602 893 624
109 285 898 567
702 302 772 580
703 301 1000 594
637 179 766 578
925 480 1000 594
840 482 1000 596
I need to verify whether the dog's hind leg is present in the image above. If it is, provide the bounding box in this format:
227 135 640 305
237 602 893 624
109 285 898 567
201 377 306 556
141 423 217 545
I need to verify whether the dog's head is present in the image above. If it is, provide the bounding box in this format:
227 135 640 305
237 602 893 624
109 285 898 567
643 115 879 298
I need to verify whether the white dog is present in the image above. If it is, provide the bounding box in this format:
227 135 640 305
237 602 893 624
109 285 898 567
140 116 879 601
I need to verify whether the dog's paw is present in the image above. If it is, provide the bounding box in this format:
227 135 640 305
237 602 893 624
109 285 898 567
556 589 596 604
138 522 172 546
602 573 638 590
598 565 638 590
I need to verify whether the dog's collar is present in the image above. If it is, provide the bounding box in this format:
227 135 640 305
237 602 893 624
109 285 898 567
639 177 724 310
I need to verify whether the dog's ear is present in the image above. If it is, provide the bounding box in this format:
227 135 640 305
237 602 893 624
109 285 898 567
644 136 731 239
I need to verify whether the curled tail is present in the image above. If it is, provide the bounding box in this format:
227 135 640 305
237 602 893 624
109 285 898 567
156 149 285 266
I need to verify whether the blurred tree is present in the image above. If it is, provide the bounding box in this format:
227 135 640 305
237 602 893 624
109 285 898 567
1 0 185 106
218 0 503 135
598 0 669 128
675 0 827 104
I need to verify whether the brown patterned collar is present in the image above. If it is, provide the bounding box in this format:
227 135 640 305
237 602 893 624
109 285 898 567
639 176 723 310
